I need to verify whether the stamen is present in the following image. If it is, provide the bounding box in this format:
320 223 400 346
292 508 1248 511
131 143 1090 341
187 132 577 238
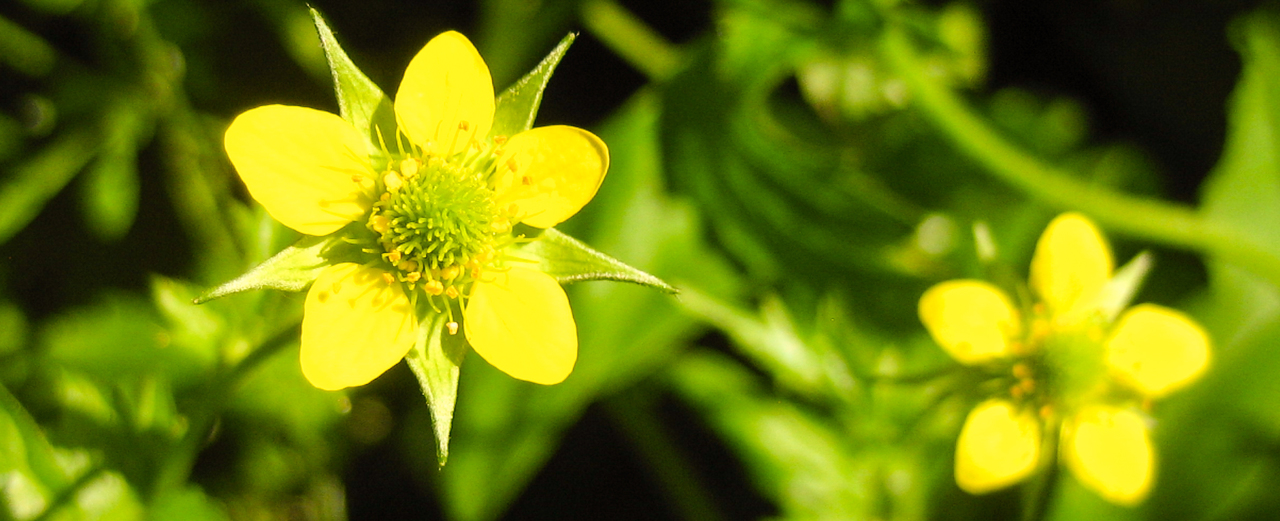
381 272 395 285
446 321 459 335
445 286 460 299
384 172 403 192
424 279 444 296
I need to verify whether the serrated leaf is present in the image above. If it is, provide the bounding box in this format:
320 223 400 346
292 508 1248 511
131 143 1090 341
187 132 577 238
518 227 675 292
404 310 467 466
490 33 576 139
195 236 333 303
310 7 398 158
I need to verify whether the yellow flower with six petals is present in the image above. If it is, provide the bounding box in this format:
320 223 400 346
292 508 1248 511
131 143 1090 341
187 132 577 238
224 31 608 390
918 213 1211 505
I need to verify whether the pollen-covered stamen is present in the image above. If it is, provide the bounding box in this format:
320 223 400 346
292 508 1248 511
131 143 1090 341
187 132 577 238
367 152 504 303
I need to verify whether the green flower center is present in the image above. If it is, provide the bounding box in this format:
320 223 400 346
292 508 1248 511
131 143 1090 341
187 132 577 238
366 154 511 298
1013 315 1111 414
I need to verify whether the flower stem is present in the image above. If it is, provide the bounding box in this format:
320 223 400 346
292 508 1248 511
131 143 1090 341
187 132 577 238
878 24 1280 288
580 0 684 82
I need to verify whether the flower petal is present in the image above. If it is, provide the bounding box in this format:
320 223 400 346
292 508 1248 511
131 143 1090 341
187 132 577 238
954 399 1041 494
1064 406 1154 505
395 31 494 158
1106 304 1211 398
919 280 1022 364
493 125 609 229
224 105 376 236
1029 213 1113 316
301 264 418 390
464 267 576 384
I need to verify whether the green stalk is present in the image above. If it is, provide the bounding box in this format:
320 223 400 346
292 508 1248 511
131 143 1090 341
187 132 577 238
580 0 684 82
879 25 1280 288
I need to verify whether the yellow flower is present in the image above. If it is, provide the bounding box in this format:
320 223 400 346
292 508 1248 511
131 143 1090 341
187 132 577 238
224 32 608 390
919 213 1210 505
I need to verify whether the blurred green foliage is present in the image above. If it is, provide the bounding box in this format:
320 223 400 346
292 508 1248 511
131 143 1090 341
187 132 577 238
3 0 1280 520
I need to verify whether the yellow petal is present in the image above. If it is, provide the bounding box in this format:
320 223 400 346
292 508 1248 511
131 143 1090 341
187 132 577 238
464 267 576 384
954 399 1041 494
1106 304 1211 398
224 105 375 236
493 126 609 229
919 280 1022 364
1029 213 1113 316
301 264 418 390
395 31 494 158
1064 406 1154 505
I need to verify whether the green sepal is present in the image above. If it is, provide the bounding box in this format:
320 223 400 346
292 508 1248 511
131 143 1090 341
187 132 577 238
194 236 334 304
490 33 576 139
404 310 467 466
519 228 676 293
310 8 399 160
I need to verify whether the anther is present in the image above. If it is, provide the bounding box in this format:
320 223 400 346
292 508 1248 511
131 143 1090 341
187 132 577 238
385 250 402 264
458 120 470 131
440 265 460 280
381 272 395 285
521 175 532 186
447 321 459 335
493 135 507 145
369 215 391 233
384 172 403 192
405 271 422 283
507 158 519 172
445 286 460 299
400 158 420 178
397 260 420 273
424 279 444 295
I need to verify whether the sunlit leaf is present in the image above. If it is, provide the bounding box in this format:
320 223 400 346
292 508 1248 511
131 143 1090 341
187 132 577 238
518 227 674 292
404 310 467 466
490 33 575 139
195 235 334 304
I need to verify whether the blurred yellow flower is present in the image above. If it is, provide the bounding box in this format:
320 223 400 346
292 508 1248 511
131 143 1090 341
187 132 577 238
224 31 608 390
919 213 1210 505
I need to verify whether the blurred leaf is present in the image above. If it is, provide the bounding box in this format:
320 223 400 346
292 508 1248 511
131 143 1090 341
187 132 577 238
0 300 27 357
491 33 575 140
667 351 873 520
404 310 467 466
42 295 213 383
148 486 229 521
1140 10 1280 520
81 102 142 242
0 126 98 246
195 235 334 304
310 7 398 160
518 227 674 292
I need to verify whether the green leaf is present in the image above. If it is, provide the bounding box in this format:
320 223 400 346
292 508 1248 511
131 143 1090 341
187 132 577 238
0 125 98 246
490 33 575 139
81 100 141 242
195 236 333 304
404 310 467 466
518 227 675 293
310 7 398 159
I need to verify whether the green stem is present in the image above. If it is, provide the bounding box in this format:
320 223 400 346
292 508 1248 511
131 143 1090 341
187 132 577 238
580 0 684 82
879 24 1280 288
604 387 726 521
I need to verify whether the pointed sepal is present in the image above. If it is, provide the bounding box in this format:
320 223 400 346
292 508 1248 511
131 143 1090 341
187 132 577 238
404 310 468 466
491 33 576 139
194 236 334 304
518 228 675 293
310 7 399 158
